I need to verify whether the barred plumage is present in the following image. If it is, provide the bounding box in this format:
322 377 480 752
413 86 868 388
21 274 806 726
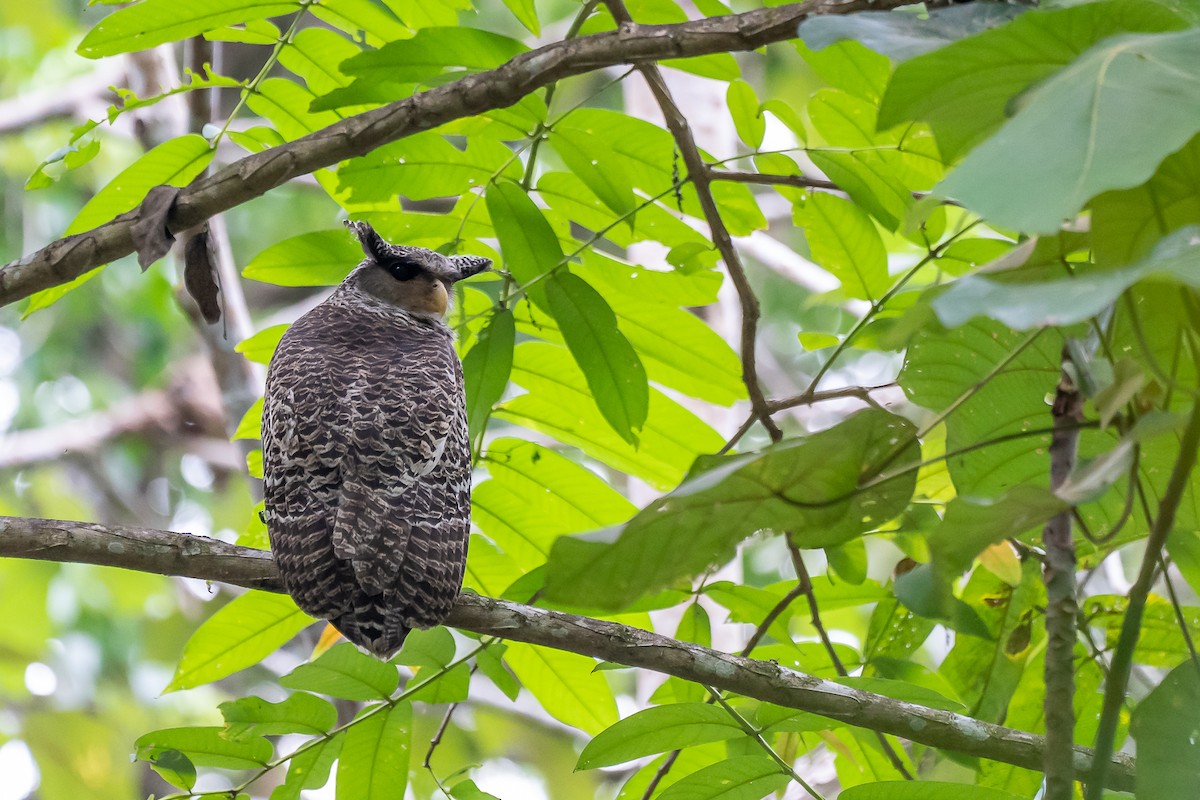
262 221 490 658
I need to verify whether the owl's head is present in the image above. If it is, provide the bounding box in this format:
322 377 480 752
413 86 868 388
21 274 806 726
344 220 491 318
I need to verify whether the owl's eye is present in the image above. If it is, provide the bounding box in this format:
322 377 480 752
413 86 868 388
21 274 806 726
380 257 421 281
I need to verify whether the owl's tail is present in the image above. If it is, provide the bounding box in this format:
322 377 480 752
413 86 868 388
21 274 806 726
333 604 410 660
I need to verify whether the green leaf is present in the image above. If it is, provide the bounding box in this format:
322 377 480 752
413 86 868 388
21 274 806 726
335 702 411 800
799 192 888 300
475 645 521 700
894 563 992 638
271 734 342 800
167 592 311 691
339 27 526 85
544 409 919 609
220 693 338 740
1092 134 1200 266
657 756 789 800
233 397 264 441
135 727 272 770
577 704 744 769
900 318 1064 496
934 226 1200 328
836 677 965 713
311 0 407 46
451 779 503 800
486 180 563 308
279 27 360 94
407 662 471 704
878 0 1186 161
247 77 343 141
340 132 519 203
394 626 455 668
936 28 1200 233
72 136 212 239
545 271 649 444
26 134 213 314
463 308 515 448
281 642 400 700
928 487 1068 576
244 229 364 287
474 438 636 568
841 782 1024 800
78 0 301 58
496 342 723 490
548 128 636 217
799 3 1027 62
147 750 195 791
236 324 289 365
504 643 618 734
726 80 764 149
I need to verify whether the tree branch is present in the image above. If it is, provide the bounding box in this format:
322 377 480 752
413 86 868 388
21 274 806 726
0 0 925 310
1042 348 1084 799
0 515 1136 791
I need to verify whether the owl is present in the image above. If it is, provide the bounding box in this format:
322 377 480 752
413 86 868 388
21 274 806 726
262 220 490 658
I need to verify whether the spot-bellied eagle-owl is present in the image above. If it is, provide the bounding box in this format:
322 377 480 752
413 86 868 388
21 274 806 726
263 220 490 658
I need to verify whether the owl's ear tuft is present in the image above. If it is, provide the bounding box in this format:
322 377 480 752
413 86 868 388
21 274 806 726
345 219 422 281
449 254 492 282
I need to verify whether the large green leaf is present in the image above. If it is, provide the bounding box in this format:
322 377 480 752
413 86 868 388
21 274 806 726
544 409 919 609
840 782 1024 800
340 133 519 203
462 308 515 447
310 0 408 46
135 727 272 770
166 591 311 691
26 134 214 313
279 27 360 94
243 230 361 286
78 0 301 58
486 179 565 308
1092 134 1200 266
336 27 526 92
657 756 789 800
547 128 636 217
901 318 1063 496
335 702 411 800
933 227 1200 328
799 3 1027 62
577 704 744 769
496 342 723 490
936 28 1200 233
504 643 618 734
798 192 889 300
280 642 400 700
220 693 338 740
272 734 342 800
473 438 636 569
545 271 649 444
878 0 1187 161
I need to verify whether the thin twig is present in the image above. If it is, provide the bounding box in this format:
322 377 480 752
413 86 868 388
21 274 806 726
423 664 480 768
788 542 913 779
602 0 780 440
706 685 827 800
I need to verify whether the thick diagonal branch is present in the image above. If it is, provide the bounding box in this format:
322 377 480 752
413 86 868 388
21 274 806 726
0 515 1136 790
0 0 926 310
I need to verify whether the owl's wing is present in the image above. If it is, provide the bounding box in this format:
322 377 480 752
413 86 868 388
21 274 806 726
263 339 356 621
330 384 458 597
